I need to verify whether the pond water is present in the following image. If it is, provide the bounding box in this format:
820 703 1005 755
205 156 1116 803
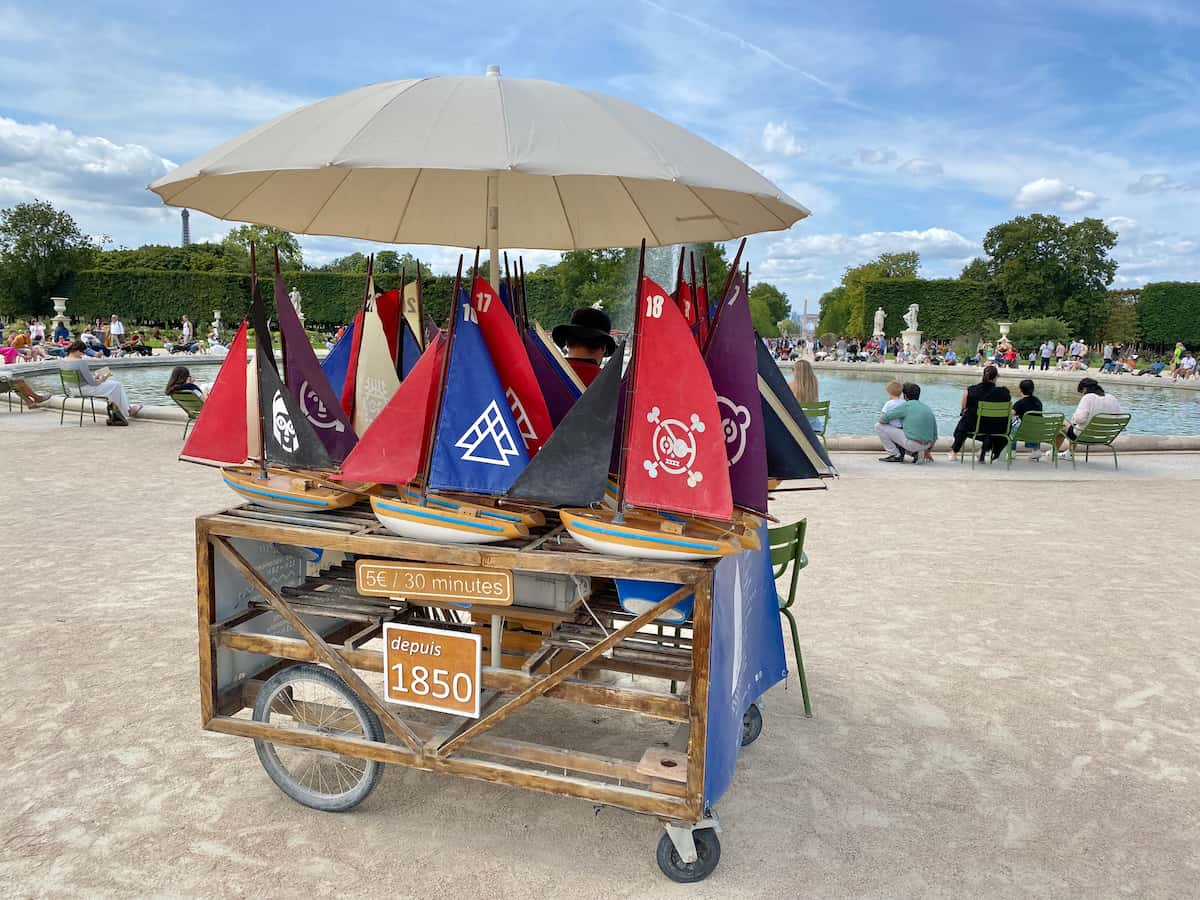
20 361 1200 436
806 368 1199 436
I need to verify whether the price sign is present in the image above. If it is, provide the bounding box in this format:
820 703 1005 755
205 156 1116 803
383 623 481 717
355 560 512 606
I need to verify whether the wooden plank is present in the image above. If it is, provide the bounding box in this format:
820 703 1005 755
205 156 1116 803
636 748 689 784
211 537 425 756
215 631 688 721
436 584 695 757
685 574 713 820
199 512 709 582
196 522 217 725
208 715 691 819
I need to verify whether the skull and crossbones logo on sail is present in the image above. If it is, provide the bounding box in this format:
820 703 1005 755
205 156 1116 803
271 389 299 454
642 406 706 488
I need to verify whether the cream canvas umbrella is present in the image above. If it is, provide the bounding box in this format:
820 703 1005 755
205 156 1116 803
150 65 809 285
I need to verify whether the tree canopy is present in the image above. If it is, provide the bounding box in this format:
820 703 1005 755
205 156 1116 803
221 224 304 274
0 200 97 317
817 252 919 338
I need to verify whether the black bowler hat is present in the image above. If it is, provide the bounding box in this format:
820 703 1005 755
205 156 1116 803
552 307 616 356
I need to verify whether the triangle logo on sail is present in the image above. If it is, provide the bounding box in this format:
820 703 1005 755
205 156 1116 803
455 399 522 466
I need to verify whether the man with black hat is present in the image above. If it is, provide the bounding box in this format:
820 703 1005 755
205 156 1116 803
552 306 616 387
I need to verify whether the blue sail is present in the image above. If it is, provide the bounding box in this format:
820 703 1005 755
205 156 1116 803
398 318 422 380
429 291 530 494
321 320 355 398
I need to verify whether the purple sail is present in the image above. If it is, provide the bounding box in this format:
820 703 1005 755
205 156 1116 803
703 270 768 513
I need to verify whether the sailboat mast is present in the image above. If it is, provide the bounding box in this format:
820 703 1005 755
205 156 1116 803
517 257 529 333
503 252 513 319
613 239 647 520
704 238 747 354
250 241 268 481
418 253 467 502
414 257 426 349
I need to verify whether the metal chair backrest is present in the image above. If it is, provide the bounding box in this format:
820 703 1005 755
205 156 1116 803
767 519 808 607
59 367 85 397
973 399 1012 432
171 391 205 419
798 401 830 435
1076 413 1131 444
1013 411 1064 444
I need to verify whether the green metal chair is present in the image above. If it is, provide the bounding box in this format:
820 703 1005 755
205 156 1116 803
58 367 100 426
1006 412 1065 468
0 374 24 414
170 391 205 438
960 399 1012 468
768 519 812 717
798 401 830 451
1067 413 1131 469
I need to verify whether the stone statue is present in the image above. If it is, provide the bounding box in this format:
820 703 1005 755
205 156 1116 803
903 303 919 332
288 287 303 319
873 306 886 336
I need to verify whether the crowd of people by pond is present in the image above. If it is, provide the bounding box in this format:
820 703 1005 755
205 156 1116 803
789 358 1126 465
767 335 1195 381
0 314 228 365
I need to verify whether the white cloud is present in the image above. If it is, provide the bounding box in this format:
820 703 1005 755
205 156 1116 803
761 121 805 157
768 227 975 262
1013 177 1103 213
1127 172 1196 194
897 158 943 177
858 147 897 165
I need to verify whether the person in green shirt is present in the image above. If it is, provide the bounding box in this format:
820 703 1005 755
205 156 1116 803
876 382 938 464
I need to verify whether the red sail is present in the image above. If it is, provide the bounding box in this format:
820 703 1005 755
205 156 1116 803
339 308 365 416
675 279 698 330
624 276 732 520
180 321 249 465
336 337 444 485
374 288 402 363
470 276 553 455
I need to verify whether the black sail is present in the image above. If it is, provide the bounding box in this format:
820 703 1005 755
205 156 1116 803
755 337 834 479
506 339 626 507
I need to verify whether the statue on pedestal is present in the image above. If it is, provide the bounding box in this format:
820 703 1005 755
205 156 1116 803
902 303 919 332
873 306 886 337
289 287 303 321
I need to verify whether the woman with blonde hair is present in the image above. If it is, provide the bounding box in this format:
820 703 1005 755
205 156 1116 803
791 359 819 404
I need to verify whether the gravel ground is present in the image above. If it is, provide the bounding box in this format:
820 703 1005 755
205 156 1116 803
1 410 1198 898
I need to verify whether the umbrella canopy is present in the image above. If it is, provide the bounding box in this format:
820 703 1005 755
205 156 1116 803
149 66 808 252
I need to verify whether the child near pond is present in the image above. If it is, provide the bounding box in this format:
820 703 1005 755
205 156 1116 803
881 381 904 426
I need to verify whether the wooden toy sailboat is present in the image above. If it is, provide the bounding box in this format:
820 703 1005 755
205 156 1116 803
551 243 742 561
181 248 365 512
339 254 546 543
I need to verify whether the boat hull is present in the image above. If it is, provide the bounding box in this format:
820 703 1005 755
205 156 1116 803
222 466 361 513
371 496 529 544
397 485 545 528
559 508 741 561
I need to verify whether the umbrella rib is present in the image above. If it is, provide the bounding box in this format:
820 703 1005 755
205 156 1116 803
334 78 429 164
299 168 355 235
682 185 735 239
551 176 579 250
222 171 284 222
391 169 423 244
750 194 792 232
616 177 661 246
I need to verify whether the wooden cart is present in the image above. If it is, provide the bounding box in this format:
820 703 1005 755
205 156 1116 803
196 503 764 883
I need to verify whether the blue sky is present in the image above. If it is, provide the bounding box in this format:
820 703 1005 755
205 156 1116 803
1 0 1197 312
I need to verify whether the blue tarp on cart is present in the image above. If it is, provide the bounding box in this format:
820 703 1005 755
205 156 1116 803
703 524 788 806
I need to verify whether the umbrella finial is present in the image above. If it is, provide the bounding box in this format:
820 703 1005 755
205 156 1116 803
486 64 501 77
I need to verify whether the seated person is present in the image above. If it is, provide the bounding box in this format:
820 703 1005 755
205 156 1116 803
51 321 70 343
1011 378 1045 461
948 365 1011 462
79 328 111 357
944 348 958 365
1055 378 1122 458
875 382 937 464
61 341 142 424
165 365 209 399
121 333 154 356
551 307 616 387
0 373 51 408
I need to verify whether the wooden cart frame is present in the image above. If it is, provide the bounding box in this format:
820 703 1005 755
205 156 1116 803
196 505 732 879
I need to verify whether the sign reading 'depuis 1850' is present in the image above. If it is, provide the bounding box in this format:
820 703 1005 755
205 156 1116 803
383 623 481 717
355 560 513 606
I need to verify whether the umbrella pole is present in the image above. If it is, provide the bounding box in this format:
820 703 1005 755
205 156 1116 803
487 174 501 290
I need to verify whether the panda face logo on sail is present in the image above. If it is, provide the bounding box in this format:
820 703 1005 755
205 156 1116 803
271 390 299 454
717 395 751 466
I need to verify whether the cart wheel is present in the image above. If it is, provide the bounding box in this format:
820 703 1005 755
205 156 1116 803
740 703 763 747
252 664 384 812
656 828 721 883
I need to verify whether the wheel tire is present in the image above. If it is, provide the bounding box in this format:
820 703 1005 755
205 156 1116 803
252 664 384 812
740 702 763 747
656 828 721 883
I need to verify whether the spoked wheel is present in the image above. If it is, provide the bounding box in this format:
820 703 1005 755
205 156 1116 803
741 702 763 747
252 664 384 812
656 828 721 883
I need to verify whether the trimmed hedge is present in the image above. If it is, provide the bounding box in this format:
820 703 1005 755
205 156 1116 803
59 268 568 330
861 279 990 339
1137 282 1200 347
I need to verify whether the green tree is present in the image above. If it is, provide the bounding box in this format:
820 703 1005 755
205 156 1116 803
750 282 790 323
840 251 920 338
816 285 851 336
960 257 990 282
221 224 303 274
0 200 97 316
